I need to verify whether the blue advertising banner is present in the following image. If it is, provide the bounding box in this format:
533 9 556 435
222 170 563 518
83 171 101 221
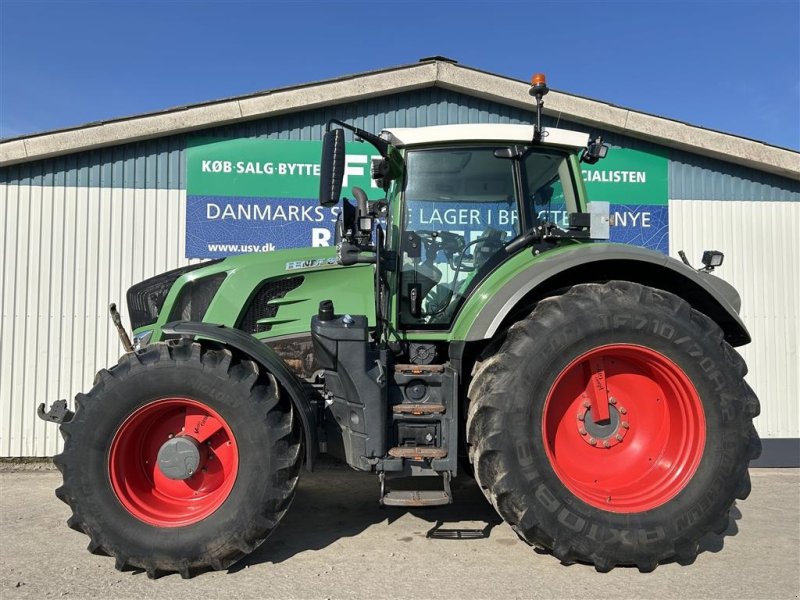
185 138 384 258
581 147 670 254
185 138 670 258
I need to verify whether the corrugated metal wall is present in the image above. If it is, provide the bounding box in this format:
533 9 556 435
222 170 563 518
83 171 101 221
1 87 798 456
0 185 188 456
669 200 800 439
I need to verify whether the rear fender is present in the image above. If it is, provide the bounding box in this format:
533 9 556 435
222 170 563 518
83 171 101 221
162 321 318 470
463 244 751 347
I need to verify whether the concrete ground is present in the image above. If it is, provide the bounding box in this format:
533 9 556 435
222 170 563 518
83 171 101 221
1 463 798 600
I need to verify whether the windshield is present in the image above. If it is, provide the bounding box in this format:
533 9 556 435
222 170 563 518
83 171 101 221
399 146 576 328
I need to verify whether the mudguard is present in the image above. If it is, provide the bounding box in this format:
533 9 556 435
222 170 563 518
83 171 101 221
162 321 318 469
463 244 751 346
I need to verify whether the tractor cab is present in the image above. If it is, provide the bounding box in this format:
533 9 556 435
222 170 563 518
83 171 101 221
319 119 611 337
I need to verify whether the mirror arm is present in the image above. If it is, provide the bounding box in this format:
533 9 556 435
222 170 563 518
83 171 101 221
326 119 390 158
337 241 377 266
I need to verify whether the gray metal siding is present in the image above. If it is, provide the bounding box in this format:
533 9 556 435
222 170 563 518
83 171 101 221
3 87 797 200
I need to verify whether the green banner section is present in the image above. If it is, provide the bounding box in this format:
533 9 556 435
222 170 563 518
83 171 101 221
187 138 385 199
580 148 668 205
188 139 669 205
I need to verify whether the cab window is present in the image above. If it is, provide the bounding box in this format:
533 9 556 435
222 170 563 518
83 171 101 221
399 147 518 327
523 151 577 229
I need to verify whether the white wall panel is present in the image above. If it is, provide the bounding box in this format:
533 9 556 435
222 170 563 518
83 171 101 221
669 199 799 438
0 184 191 456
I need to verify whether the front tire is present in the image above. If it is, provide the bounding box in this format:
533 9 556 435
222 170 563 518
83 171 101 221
466 281 761 571
54 339 302 578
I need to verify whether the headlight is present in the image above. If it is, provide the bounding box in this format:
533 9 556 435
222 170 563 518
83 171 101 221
701 250 724 269
168 273 227 322
126 260 222 330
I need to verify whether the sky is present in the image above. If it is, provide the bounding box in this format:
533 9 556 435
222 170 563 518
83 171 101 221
1 0 798 150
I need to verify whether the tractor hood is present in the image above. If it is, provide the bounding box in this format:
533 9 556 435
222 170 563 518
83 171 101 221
129 246 375 347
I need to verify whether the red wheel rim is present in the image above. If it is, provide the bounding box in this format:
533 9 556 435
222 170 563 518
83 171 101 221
109 398 238 527
542 344 705 513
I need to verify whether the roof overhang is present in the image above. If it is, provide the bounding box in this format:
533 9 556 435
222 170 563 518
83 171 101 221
1 59 798 180
383 124 589 149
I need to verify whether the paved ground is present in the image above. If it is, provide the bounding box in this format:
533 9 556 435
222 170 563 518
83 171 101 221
1 463 798 600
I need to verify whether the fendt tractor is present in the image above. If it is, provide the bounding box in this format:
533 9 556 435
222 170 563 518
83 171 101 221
39 74 761 578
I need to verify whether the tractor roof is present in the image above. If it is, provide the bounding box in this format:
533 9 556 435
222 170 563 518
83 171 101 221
381 124 590 150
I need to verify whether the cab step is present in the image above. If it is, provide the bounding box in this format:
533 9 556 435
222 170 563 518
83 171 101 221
380 472 452 507
388 447 447 459
393 364 445 374
382 490 451 507
392 403 445 415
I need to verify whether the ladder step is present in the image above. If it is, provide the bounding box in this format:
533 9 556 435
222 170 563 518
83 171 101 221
382 490 451 507
388 447 447 459
394 364 445 374
392 403 445 415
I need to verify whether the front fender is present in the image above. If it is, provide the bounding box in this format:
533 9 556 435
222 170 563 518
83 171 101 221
162 321 318 469
459 243 750 347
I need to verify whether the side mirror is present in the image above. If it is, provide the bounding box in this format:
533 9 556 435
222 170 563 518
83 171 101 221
319 128 345 207
581 137 609 165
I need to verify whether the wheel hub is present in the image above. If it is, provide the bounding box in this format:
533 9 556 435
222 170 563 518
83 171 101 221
108 397 239 527
543 344 706 513
157 435 202 480
576 400 629 448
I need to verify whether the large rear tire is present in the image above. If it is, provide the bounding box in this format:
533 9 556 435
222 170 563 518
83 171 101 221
466 281 761 571
54 339 302 578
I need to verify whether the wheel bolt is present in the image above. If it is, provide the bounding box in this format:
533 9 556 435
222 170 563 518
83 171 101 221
577 413 585 421
616 434 623 442
583 400 591 408
579 427 587 435
619 407 628 415
622 422 630 429
588 437 596 445
609 397 617 405
603 441 610 448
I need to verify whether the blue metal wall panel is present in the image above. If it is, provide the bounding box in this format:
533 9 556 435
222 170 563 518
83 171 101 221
670 152 800 200
1 87 798 200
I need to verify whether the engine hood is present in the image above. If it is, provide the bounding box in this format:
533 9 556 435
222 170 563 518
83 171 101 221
134 246 375 343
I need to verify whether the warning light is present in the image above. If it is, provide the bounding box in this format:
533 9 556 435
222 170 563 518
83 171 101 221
531 73 547 87
529 72 549 99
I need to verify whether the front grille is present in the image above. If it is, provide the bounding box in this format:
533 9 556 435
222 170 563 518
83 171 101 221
238 277 304 334
168 273 227 322
126 260 222 330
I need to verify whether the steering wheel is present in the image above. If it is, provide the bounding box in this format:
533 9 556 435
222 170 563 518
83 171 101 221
414 230 465 264
415 230 464 248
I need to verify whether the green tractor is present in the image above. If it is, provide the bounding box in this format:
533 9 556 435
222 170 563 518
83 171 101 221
40 75 760 577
